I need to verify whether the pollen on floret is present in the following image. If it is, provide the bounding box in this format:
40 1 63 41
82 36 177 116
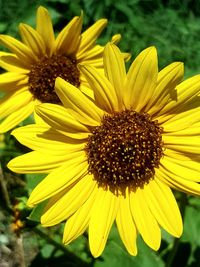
28 54 80 103
85 110 164 194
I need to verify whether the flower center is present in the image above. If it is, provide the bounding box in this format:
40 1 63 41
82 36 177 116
28 55 80 103
85 110 164 193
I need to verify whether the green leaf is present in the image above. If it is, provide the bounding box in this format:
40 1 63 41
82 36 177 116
0 22 7 32
41 244 55 258
94 226 164 267
182 197 200 248
28 200 48 222
25 173 46 191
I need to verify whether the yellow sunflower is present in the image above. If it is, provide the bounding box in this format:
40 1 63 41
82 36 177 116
0 6 125 133
8 43 200 257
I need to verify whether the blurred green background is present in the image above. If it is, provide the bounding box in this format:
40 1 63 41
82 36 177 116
0 0 200 266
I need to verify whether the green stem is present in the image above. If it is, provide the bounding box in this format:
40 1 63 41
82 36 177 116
33 227 69 254
0 162 11 208
165 193 188 267
32 226 90 266
165 237 180 267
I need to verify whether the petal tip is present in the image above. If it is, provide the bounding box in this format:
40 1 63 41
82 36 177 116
55 76 66 87
149 46 157 55
78 63 89 72
26 199 34 208
10 129 17 137
141 46 157 58
151 239 161 251
174 223 183 238
111 33 121 44
27 193 39 208
18 23 24 29
6 160 13 171
101 18 108 25
37 5 48 12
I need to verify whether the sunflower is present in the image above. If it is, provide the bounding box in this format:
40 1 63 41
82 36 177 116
8 43 200 257
0 6 125 133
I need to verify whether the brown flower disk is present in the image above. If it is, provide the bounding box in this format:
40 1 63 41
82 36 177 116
86 110 164 192
28 54 80 103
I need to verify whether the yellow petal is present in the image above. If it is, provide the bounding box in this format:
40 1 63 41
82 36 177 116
63 185 98 244
12 125 85 155
0 72 28 91
8 151 69 174
89 188 119 258
163 135 200 155
55 77 104 126
130 188 161 250
116 193 137 256
27 153 88 206
79 84 94 99
164 148 199 162
41 174 95 226
110 35 131 62
78 34 130 65
55 16 78 52
146 62 184 114
19 23 46 58
33 107 48 125
103 43 126 110
79 64 118 112
143 179 182 237
159 155 200 182
35 103 90 139
165 123 200 136
156 166 200 196
124 46 158 111
77 19 107 58
0 88 32 119
0 34 36 63
0 52 29 72
110 34 121 45
36 6 55 57
157 94 199 125
162 103 200 132
0 100 34 133
110 35 132 61
157 74 200 116
55 15 82 55
78 45 104 67
78 45 103 63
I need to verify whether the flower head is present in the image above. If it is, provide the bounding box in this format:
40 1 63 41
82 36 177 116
0 6 125 133
8 43 200 257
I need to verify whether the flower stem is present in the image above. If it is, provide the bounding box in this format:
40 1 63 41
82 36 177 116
165 193 188 267
0 163 11 208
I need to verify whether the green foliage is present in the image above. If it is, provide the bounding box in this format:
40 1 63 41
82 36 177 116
94 226 165 267
181 197 200 266
1 0 200 75
28 200 48 222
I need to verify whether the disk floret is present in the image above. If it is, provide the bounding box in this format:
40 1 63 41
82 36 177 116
28 54 80 103
86 110 164 192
